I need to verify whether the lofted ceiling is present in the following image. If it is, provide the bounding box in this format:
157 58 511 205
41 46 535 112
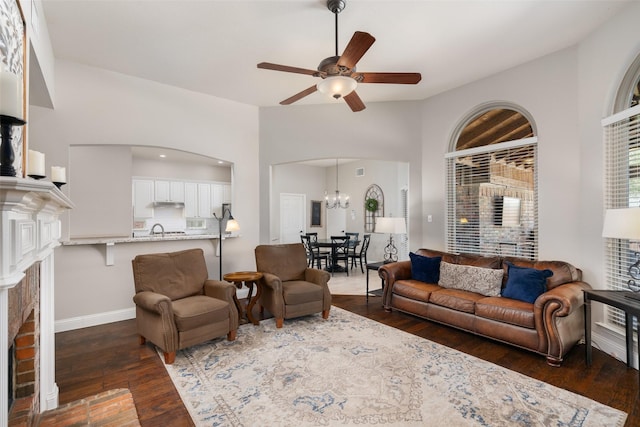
40 0 631 110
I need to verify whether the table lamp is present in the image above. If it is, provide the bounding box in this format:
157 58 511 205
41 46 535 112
602 208 640 299
375 217 406 263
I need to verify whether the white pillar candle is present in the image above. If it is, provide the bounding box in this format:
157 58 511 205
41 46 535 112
51 166 66 183
27 150 45 176
0 70 23 119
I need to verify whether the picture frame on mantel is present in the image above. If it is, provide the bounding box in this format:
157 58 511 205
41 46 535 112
310 200 322 228
0 0 27 177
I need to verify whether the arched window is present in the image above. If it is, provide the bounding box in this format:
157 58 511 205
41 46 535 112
446 104 538 259
364 184 384 232
602 53 640 329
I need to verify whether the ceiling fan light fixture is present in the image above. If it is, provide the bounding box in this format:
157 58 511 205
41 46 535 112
317 76 357 99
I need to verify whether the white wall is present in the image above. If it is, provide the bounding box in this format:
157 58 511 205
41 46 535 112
576 1 640 364
28 60 259 326
259 101 424 252
271 159 409 261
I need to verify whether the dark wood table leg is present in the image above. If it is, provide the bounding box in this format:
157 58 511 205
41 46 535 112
626 312 634 367
246 280 262 325
584 297 592 366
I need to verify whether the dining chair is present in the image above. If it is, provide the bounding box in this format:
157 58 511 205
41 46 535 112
301 234 329 269
330 235 351 276
306 232 331 265
348 233 371 273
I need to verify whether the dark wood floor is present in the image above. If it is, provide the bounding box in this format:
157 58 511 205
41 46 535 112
55 295 639 426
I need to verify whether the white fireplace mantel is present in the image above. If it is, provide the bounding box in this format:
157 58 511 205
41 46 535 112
0 177 73 426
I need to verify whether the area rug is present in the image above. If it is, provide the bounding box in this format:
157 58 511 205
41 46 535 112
160 308 626 427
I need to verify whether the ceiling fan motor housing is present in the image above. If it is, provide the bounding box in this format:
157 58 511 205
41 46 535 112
327 0 346 14
317 56 354 77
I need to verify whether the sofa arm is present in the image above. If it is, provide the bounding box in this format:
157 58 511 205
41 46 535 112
204 279 237 304
204 280 239 331
133 291 172 315
305 268 332 311
305 268 330 287
534 281 592 365
378 260 412 309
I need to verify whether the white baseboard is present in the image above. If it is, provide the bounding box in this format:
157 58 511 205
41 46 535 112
55 289 250 333
591 322 638 369
55 307 136 333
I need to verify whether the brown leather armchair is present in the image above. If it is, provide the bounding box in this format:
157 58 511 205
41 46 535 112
131 248 238 364
254 243 331 328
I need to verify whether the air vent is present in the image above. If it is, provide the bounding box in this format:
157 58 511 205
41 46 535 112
355 167 365 177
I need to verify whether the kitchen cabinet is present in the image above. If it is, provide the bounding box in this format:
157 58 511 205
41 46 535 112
211 183 224 215
155 180 185 203
133 179 154 218
198 183 212 218
211 183 232 216
185 182 212 218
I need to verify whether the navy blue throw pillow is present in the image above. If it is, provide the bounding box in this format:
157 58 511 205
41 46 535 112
409 252 442 283
502 262 553 304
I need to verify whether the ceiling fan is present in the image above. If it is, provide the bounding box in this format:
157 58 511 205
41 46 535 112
257 0 421 112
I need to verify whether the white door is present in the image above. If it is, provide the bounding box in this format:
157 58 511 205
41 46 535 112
326 207 347 237
280 193 306 244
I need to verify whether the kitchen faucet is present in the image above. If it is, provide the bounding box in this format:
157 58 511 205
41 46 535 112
150 223 165 237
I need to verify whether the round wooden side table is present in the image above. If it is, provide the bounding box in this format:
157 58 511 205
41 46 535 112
223 271 263 325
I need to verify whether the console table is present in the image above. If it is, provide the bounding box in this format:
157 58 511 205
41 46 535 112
583 289 640 370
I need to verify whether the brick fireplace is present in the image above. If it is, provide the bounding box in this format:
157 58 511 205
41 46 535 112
0 178 73 427
7 264 40 425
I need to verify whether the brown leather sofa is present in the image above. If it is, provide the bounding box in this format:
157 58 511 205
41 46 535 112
379 249 591 366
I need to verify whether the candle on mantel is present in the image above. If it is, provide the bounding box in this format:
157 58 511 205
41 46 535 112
27 150 45 176
51 166 66 183
0 70 23 119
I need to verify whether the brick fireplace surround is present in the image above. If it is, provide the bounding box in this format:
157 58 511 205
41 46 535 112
0 178 72 426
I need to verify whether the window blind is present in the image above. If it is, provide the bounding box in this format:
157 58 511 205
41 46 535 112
603 104 640 328
445 137 538 259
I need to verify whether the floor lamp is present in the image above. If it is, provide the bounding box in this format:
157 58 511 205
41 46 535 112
602 208 640 300
375 217 407 263
214 207 240 280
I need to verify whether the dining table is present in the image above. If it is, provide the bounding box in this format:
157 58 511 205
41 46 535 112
313 238 360 273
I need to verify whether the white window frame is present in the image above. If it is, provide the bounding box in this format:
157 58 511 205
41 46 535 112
445 137 539 258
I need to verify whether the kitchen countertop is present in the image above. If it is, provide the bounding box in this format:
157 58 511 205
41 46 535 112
62 233 225 245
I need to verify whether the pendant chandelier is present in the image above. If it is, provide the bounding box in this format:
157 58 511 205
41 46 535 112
325 158 350 209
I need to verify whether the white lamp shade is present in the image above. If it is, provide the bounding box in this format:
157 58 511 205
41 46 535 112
602 208 640 239
225 218 240 232
375 217 407 234
317 76 357 99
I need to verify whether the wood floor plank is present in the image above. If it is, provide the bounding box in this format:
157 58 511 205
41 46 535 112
53 294 639 426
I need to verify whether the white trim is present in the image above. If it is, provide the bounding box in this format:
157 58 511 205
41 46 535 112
444 136 538 159
55 307 136 333
593 321 638 369
601 104 640 126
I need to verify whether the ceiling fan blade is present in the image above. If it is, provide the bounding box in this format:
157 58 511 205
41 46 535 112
337 31 376 69
343 91 366 112
257 62 318 76
280 85 318 105
357 72 422 84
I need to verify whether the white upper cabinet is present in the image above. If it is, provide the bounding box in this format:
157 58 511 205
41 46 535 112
133 179 154 218
184 182 198 217
154 180 185 202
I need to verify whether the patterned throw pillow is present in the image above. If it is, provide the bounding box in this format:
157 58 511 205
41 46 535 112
409 252 441 283
501 262 553 303
438 261 504 297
